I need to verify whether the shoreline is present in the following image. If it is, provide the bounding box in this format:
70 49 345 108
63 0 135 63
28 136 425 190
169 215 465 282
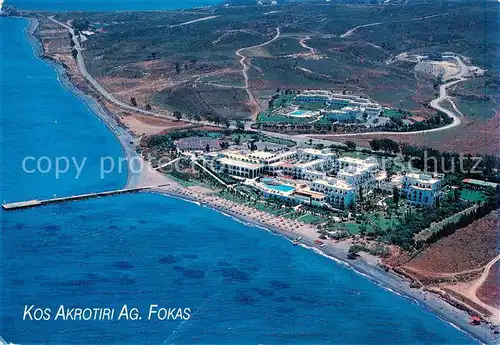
150 186 494 344
24 16 142 188
17 15 495 345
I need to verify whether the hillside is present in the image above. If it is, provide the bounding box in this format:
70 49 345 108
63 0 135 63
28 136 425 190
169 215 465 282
40 1 497 125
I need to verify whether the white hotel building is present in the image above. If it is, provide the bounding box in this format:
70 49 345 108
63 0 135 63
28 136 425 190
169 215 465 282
311 178 356 209
293 90 382 120
208 148 385 209
401 173 442 207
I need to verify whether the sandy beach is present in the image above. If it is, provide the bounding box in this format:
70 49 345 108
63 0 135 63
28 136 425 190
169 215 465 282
150 183 496 344
24 16 497 345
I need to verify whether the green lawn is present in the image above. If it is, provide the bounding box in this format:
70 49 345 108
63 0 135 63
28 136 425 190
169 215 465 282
382 108 404 118
299 102 328 111
344 222 361 234
257 112 311 124
297 214 325 224
262 136 296 147
460 189 487 202
230 133 259 142
368 214 399 231
283 211 300 219
254 202 288 216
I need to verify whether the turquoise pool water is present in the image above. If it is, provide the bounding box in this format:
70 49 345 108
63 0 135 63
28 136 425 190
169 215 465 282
289 110 312 117
262 179 295 193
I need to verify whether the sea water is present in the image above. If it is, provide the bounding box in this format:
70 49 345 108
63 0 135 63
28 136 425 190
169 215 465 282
6 0 223 11
0 17 478 344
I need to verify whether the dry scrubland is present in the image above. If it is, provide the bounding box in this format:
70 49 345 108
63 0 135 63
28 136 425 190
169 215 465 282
403 211 498 277
46 2 498 128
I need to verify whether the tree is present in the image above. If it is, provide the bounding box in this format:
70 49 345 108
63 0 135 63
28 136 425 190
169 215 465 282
130 97 137 107
236 121 245 131
392 186 400 205
345 141 357 151
369 139 381 151
453 188 461 202
173 111 182 121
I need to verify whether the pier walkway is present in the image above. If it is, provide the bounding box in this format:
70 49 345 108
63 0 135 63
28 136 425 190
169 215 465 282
2 185 169 211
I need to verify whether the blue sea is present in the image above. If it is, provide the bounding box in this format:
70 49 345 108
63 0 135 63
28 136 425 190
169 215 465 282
6 0 222 11
0 14 479 345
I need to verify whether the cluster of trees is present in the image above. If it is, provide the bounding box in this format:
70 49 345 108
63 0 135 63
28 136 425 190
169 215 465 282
72 18 90 34
401 143 499 177
396 111 453 132
141 129 209 150
345 141 357 151
375 197 473 250
425 188 499 245
369 138 399 154
201 111 230 127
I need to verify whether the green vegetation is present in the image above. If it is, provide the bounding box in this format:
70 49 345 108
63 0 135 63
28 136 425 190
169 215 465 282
460 188 487 202
382 108 405 119
257 112 311 124
297 214 324 225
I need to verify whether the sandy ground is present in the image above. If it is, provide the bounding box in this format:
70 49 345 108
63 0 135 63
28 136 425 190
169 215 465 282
443 278 500 323
120 113 194 136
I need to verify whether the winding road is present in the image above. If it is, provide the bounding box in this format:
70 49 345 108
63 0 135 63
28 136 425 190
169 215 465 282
292 55 468 139
51 15 468 143
49 16 185 123
235 27 281 117
340 13 448 38
471 254 500 298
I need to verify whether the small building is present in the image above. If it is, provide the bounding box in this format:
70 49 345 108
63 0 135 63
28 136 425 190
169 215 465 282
401 173 442 207
216 157 264 178
311 178 356 209
176 137 221 152
322 106 361 122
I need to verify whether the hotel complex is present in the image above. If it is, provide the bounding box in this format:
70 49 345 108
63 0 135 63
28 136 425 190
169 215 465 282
293 90 383 122
204 147 441 209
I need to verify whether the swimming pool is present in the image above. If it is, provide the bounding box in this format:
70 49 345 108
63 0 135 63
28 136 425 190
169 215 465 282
288 109 317 118
262 178 296 193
